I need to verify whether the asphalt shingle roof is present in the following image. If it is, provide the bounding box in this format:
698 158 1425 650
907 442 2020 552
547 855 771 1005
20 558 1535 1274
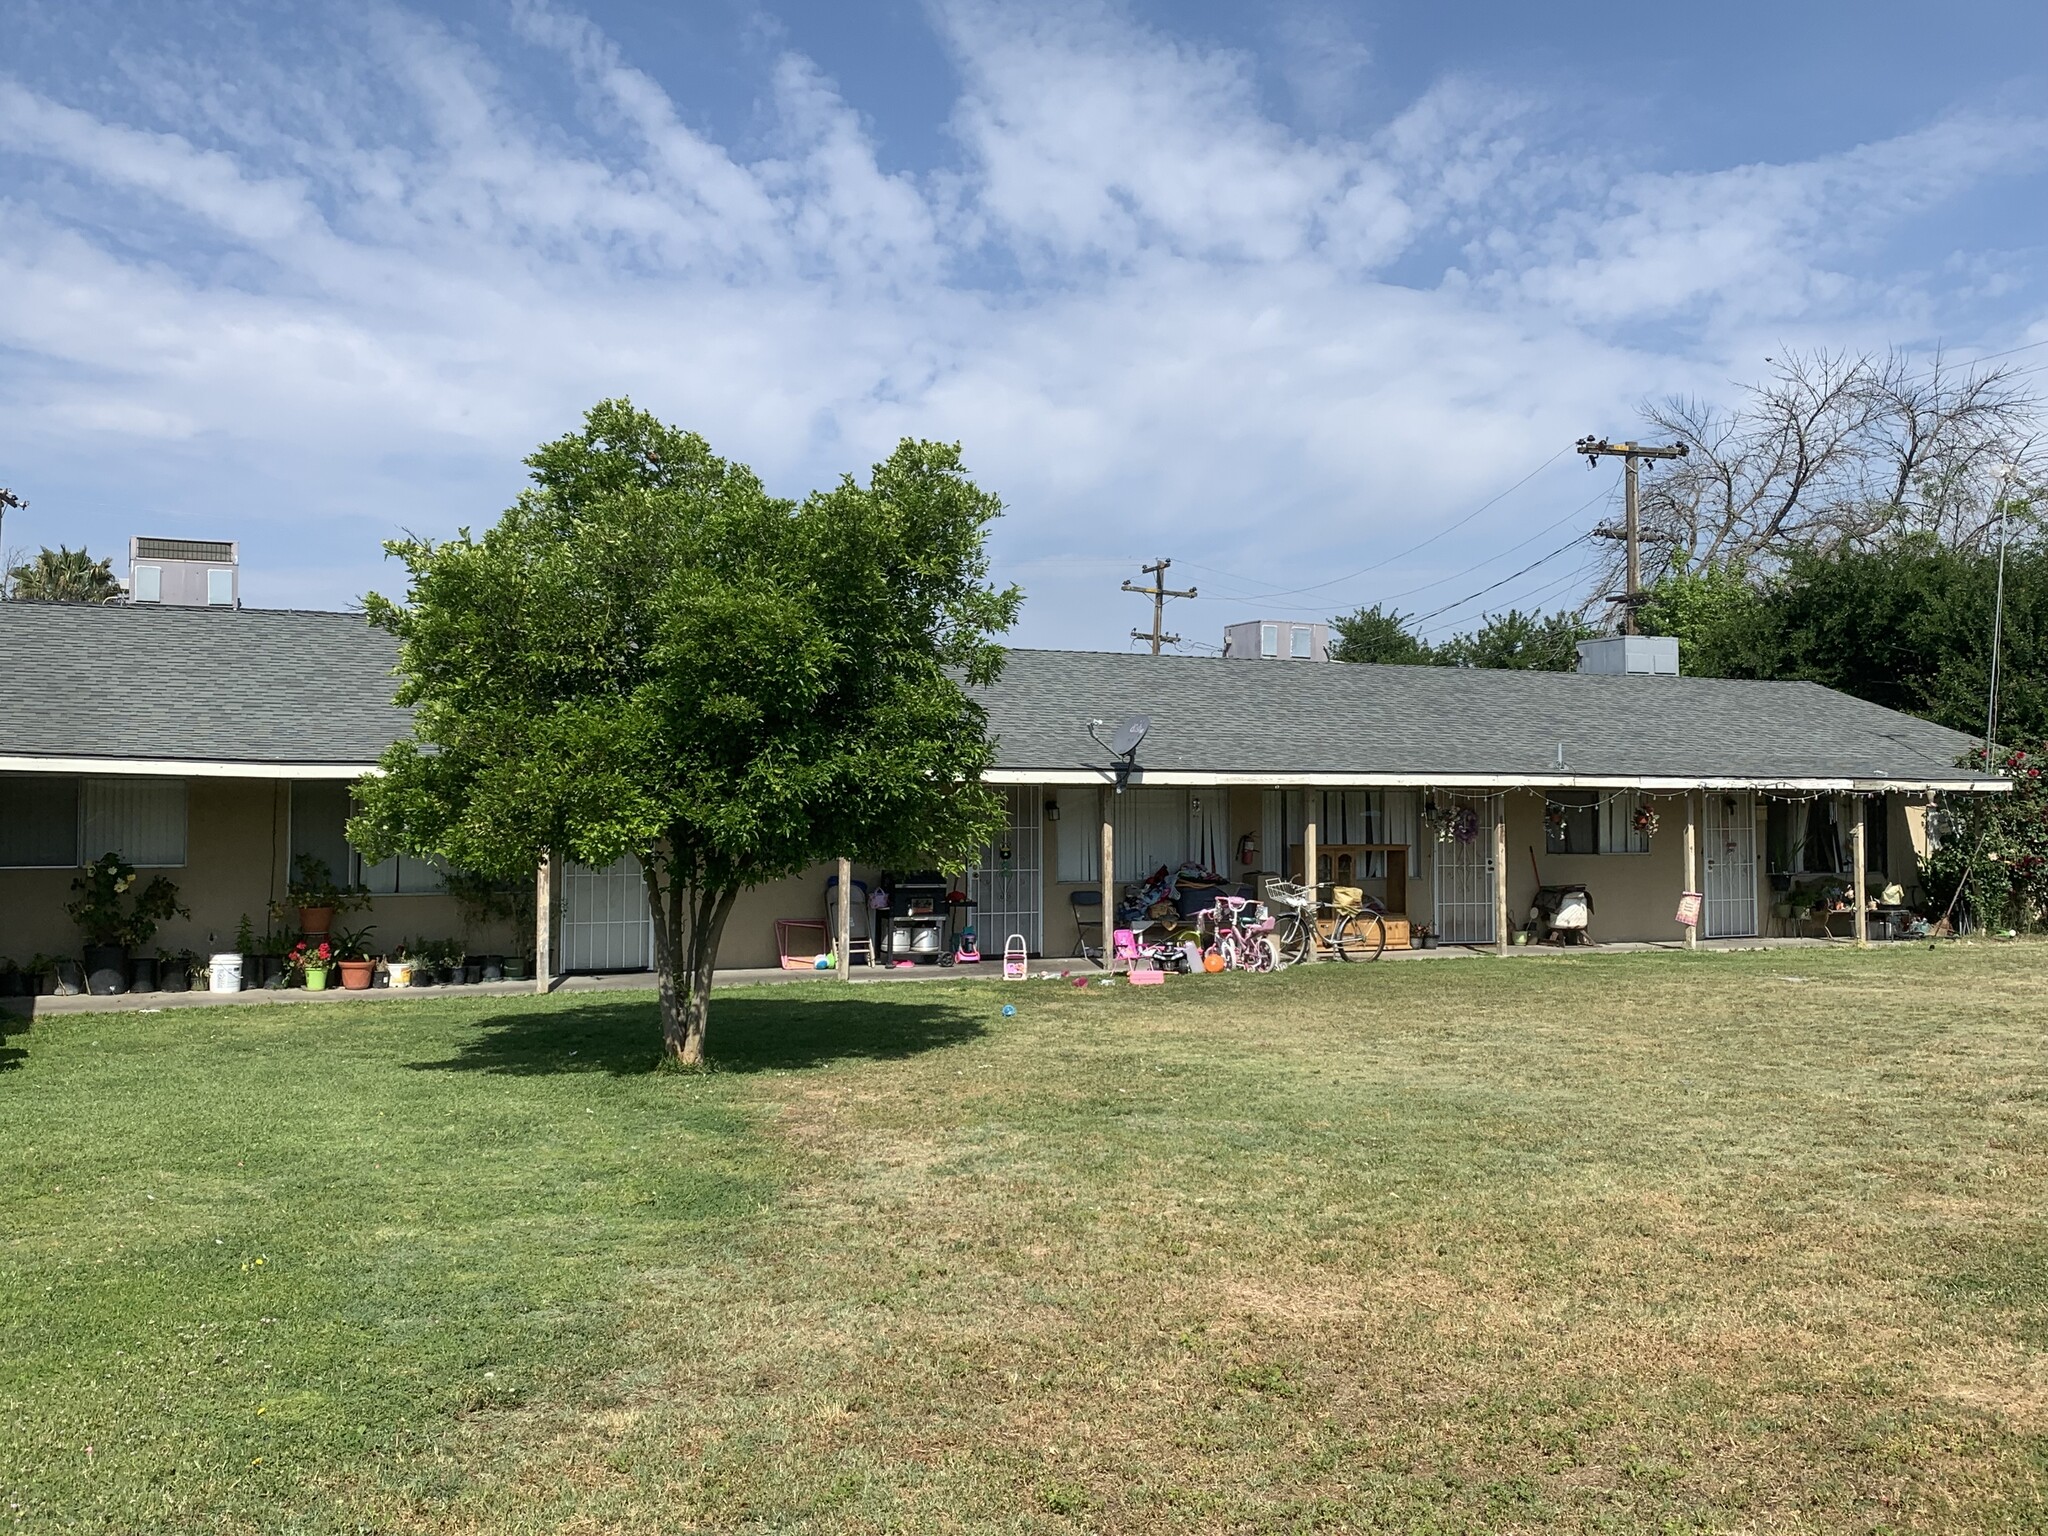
0 602 408 766
0 607 1995 788
973 649 1994 787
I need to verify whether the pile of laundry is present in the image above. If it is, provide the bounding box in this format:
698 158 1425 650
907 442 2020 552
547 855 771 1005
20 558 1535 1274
1122 861 1232 924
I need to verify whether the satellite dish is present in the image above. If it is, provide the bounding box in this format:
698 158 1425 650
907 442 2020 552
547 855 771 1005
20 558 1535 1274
1109 715 1150 757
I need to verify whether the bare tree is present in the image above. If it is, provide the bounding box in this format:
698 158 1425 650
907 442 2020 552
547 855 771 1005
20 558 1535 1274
1624 349 2043 583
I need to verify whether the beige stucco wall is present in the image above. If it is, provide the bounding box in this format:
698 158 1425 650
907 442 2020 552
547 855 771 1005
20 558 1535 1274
0 775 517 965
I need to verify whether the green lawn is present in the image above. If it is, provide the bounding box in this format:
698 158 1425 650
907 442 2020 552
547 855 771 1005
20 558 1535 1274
3 947 2045 1533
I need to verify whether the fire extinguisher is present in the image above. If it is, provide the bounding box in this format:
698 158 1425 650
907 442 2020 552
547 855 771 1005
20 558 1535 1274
1237 833 1258 866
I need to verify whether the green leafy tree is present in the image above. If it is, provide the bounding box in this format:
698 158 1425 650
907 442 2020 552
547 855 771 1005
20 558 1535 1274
1431 608 1601 671
1639 536 2048 740
351 400 1020 1065
1920 742 2048 931
7 545 120 603
1329 604 1431 664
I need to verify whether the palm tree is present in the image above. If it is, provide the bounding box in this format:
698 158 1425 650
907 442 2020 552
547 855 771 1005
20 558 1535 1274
6 545 122 603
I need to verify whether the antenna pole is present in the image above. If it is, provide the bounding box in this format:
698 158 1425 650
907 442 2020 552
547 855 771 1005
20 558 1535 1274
1576 438 1686 634
1122 557 1196 655
1986 471 2014 765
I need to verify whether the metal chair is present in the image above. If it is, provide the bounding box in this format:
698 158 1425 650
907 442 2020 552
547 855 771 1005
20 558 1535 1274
1069 889 1105 963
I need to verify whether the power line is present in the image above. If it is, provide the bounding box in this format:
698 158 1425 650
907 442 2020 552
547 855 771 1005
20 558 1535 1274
1368 479 1617 608
1408 534 1595 627
1179 445 1573 606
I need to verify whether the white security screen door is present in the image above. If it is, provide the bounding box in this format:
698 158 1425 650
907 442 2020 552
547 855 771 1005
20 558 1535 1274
967 786 1043 955
1701 792 1759 939
1431 795 1498 945
560 855 654 971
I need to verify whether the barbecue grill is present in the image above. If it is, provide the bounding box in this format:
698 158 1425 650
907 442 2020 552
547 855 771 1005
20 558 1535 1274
880 871 951 963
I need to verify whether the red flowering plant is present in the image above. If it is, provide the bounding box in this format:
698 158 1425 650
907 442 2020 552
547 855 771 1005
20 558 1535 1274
1920 740 2048 933
287 938 335 979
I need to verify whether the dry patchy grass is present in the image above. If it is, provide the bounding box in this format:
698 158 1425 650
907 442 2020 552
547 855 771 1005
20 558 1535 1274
6 945 2047 1532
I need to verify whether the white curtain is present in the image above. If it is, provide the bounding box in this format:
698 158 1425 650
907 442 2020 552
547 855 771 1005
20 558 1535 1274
1264 789 1416 878
1112 788 1190 881
1055 785 1098 883
1189 791 1229 872
1601 793 1650 855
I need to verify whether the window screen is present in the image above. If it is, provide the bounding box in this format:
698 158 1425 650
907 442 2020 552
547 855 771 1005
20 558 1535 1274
132 565 162 602
1290 626 1312 658
0 777 80 867
1260 624 1278 657
206 567 234 606
82 778 186 866
1544 791 1598 855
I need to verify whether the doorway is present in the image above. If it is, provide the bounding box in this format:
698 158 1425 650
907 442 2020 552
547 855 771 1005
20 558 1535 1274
1431 795 1498 945
1701 792 1759 938
559 855 654 971
966 786 1043 955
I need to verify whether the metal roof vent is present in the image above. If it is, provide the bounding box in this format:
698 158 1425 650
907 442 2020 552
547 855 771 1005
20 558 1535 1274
128 536 238 608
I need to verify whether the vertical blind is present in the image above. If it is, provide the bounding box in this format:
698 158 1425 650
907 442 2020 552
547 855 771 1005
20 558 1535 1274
82 778 187 867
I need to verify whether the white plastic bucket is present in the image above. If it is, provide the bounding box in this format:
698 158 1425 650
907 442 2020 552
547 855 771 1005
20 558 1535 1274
208 953 243 993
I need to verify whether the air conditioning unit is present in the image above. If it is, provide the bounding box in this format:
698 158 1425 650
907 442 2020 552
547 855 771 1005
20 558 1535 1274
128 537 238 608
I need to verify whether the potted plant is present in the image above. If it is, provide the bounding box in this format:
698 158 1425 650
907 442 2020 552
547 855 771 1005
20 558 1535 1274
0 958 19 998
333 925 378 991
504 954 530 981
65 853 188 995
289 937 336 991
1412 924 1439 950
25 955 55 996
385 941 416 989
156 949 193 994
286 855 369 938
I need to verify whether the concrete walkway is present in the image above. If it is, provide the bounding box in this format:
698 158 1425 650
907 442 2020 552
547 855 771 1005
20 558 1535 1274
1 934 1866 1020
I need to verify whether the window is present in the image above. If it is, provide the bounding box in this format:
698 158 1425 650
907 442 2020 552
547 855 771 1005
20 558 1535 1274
1289 626 1312 658
1544 791 1599 854
132 565 162 602
0 777 81 867
1600 794 1651 855
206 567 234 606
1052 786 1229 883
1768 798 1844 874
83 778 186 866
360 852 447 896
1260 624 1278 658
289 780 445 894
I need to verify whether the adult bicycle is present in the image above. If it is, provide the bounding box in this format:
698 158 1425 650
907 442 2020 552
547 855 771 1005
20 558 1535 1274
1265 879 1388 964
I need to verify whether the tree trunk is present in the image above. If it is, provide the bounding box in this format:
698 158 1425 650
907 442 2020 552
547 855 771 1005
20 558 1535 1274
644 855 739 1068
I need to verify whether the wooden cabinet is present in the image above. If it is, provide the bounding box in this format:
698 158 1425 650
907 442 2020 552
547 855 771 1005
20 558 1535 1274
1286 843 1409 915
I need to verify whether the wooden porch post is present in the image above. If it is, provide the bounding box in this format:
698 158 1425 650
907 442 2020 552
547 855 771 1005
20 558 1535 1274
1683 795 1698 950
1302 789 1319 896
836 856 853 979
1851 799 1869 948
1099 786 1117 971
534 853 552 994
1492 800 1509 956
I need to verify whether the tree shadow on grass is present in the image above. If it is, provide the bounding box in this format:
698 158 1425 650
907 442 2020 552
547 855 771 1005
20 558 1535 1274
408 990 988 1078
0 1001 32 1071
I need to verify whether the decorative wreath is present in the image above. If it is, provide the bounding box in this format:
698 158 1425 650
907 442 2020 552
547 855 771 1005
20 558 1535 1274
1632 805 1661 838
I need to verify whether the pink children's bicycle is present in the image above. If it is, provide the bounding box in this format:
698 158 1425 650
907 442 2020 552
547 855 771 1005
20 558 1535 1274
1196 894 1281 973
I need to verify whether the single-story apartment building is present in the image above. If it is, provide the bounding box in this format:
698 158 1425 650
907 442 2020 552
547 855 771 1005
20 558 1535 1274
0 603 2002 972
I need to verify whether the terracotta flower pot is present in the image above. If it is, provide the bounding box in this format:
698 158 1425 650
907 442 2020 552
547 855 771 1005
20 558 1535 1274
297 906 335 936
337 959 375 991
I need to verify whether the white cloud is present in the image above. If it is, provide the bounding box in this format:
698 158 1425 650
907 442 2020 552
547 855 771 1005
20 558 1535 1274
0 0 2041 643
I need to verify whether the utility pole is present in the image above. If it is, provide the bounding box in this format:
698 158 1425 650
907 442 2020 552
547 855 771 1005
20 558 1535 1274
1122 557 1196 655
1576 437 1687 634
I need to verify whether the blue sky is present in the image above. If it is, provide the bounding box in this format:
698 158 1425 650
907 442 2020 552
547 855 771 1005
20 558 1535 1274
3 0 2046 648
